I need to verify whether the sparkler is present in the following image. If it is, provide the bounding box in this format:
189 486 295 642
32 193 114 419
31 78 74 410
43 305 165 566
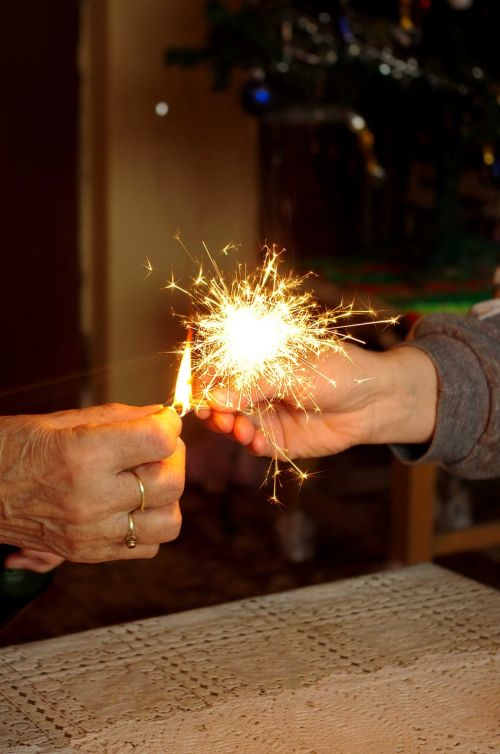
168 242 397 501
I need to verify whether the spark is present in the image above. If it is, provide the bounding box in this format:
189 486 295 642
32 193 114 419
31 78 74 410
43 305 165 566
158 242 398 502
143 256 157 279
162 270 190 296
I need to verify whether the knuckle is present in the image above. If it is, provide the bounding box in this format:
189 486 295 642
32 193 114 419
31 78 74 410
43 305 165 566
160 505 182 542
145 426 174 460
156 429 176 459
176 474 186 499
160 476 185 504
170 469 186 501
171 509 182 538
149 415 183 459
163 439 186 499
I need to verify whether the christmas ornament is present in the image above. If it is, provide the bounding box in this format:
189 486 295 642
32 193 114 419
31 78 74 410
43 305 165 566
241 74 275 115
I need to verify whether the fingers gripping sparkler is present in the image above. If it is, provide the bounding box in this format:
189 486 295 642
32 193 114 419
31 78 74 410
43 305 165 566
166 241 398 501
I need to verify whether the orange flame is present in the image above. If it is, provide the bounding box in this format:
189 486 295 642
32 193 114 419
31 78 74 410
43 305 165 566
172 335 192 416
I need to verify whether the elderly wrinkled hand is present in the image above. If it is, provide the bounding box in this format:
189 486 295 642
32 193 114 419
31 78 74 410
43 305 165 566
0 403 185 567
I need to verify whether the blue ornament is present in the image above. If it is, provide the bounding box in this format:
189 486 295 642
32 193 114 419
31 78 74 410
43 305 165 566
241 77 275 115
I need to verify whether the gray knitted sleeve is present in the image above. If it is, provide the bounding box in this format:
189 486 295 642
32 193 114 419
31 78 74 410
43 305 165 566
392 312 500 479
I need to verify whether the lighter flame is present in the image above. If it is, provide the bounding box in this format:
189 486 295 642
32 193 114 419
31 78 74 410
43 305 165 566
172 339 192 417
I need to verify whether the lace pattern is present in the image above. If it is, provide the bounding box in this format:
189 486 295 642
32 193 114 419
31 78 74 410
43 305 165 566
0 564 498 753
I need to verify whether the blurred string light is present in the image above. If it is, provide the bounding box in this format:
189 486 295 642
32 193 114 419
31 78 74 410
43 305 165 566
268 12 488 97
166 1 498 181
399 0 414 32
155 101 169 117
482 144 500 186
346 111 385 180
448 0 474 9
167 1 494 98
483 146 495 166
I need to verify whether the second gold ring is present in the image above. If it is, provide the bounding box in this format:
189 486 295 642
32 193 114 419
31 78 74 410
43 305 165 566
126 511 137 549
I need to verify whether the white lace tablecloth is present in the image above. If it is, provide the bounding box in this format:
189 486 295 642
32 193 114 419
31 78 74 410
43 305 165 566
0 564 498 754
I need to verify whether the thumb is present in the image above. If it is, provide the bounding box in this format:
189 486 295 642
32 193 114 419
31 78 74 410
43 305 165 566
75 406 183 471
48 403 164 429
206 381 280 413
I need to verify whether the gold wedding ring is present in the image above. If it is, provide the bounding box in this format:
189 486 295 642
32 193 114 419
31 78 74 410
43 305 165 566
126 511 137 549
124 471 146 548
130 470 146 512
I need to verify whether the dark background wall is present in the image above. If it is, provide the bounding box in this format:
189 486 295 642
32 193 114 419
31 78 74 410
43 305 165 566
0 0 83 414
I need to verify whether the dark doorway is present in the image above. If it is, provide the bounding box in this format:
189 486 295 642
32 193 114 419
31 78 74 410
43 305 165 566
0 0 83 415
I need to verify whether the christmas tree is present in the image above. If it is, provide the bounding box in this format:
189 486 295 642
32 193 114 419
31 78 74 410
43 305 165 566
167 1 500 307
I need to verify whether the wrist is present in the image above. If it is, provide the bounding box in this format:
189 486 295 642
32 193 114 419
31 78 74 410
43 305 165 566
363 345 438 445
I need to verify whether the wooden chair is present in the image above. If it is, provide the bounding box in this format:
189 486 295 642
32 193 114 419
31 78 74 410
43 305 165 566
391 459 500 564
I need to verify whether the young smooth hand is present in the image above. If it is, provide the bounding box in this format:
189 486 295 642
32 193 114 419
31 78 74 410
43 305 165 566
0 403 185 570
198 344 438 460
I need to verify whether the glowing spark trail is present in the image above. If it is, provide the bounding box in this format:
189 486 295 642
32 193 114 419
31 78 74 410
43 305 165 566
143 256 157 279
165 243 398 501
